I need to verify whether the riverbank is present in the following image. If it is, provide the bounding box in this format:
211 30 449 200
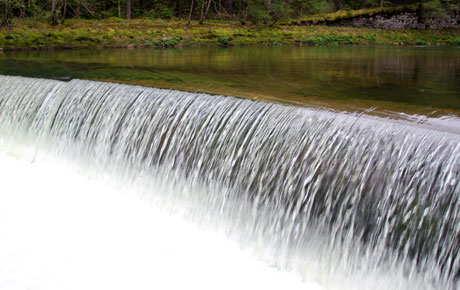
1 17 460 51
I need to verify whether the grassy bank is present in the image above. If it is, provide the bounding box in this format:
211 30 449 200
1 17 460 51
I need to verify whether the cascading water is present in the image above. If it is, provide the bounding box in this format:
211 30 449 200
0 75 459 290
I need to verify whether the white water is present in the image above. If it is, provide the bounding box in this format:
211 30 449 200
0 149 322 290
1 75 459 290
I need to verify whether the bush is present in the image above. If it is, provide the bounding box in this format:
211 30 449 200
269 1 292 23
247 3 268 24
144 6 174 19
447 38 460 45
159 7 174 19
106 16 124 22
153 37 180 47
300 0 333 15
218 37 229 45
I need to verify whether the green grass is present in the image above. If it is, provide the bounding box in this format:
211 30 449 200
0 17 459 51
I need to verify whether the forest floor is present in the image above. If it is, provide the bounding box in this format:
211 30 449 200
1 17 460 51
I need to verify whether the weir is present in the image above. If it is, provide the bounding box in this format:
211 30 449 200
0 75 459 289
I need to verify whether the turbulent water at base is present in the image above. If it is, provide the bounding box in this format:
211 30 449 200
0 75 459 290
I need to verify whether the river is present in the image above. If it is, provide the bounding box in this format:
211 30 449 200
0 46 459 290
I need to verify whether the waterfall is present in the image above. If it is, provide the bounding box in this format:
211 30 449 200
0 75 459 289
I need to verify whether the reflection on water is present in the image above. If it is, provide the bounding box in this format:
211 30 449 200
1 46 459 131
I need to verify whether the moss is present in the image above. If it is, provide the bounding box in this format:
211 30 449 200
286 3 426 25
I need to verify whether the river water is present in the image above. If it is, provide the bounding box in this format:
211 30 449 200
1 46 460 131
0 46 459 290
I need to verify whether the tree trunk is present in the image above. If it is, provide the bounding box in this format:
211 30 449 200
187 0 194 25
265 0 271 24
51 0 59 25
62 1 67 22
223 0 233 16
199 0 205 23
139 0 146 14
379 0 383 7
175 0 181 17
199 0 212 24
117 0 121 17
1 0 9 26
75 0 81 18
19 0 26 18
126 0 131 19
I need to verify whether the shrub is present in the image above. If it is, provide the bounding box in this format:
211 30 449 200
160 8 174 19
247 4 268 24
218 37 229 45
154 37 180 47
106 17 124 23
447 38 460 45
144 6 174 19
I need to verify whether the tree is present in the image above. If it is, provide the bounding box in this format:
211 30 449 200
50 0 59 25
1 0 12 26
223 0 233 16
0 0 443 26
126 0 131 18
187 0 194 24
265 0 270 24
199 0 212 23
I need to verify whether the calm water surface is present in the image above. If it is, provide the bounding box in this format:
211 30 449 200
1 46 459 131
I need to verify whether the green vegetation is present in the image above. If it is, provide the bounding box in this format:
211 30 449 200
0 17 459 50
0 0 459 27
0 0 459 51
